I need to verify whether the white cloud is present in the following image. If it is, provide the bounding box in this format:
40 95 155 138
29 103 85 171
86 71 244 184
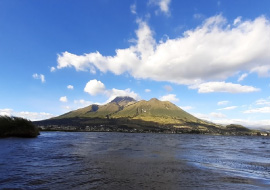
237 73 248 82
164 85 173 92
59 96 68 102
106 88 139 102
55 15 270 86
149 0 171 15
0 108 13 116
251 65 270 77
84 79 106 96
50 67 56 72
192 111 270 129
67 85 74 90
240 97 270 114
218 106 238 110
190 81 260 93
193 113 210 121
210 118 270 130
145 89 151 93
210 112 227 118
33 73 45 83
130 4 136 15
18 111 54 121
217 100 229 106
180 106 193 111
255 98 270 105
244 106 270 113
84 79 139 103
233 16 242 25
160 94 179 102
194 112 226 122
74 99 92 107
193 13 203 20
62 106 71 110
158 0 171 14
0 109 54 121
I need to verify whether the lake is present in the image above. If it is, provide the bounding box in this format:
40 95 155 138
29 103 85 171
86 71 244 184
0 132 269 189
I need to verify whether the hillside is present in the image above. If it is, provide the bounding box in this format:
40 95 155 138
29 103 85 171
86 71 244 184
56 96 136 119
112 98 198 124
35 96 256 135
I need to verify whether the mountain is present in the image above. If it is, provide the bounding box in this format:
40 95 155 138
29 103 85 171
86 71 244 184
55 97 198 125
112 98 198 124
35 96 258 135
56 96 136 119
110 96 136 106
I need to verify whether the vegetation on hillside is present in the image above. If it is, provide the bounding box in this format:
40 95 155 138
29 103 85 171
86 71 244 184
34 96 261 135
0 116 39 138
56 96 136 119
111 98 198 124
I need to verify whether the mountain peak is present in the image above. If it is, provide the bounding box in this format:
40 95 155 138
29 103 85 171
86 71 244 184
149 98 159 102
110 96 136 103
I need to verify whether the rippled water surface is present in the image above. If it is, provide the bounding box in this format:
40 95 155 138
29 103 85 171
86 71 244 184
0 132 269 189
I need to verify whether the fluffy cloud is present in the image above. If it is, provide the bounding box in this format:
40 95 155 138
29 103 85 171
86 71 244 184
237 73 248 82
106 88 140 102
62 106 71 110
59 96 68 102
18 112 54 120
238 97 270 114
255 97 270 105
218 106 238 111
180 106 193 111
217 100 229 106
130 4 136 15
233 16 242 25
0 109 54 121
160 94 179 102
74 99 93 108
192 111 270 129
0 108 13 116
193 113 210 121
149 0 171 15
190 82 260 93
251 65 270 77
193 13 204 20
145 89 151 93
84 79 139 102
33 73 45 83
164 85 173 92
210 118 270 130
194 112 226 121
50 67 56 72
210 112 227 118
67 85 74 90
244 107 270 114
55 15 270 88
84 79 106 96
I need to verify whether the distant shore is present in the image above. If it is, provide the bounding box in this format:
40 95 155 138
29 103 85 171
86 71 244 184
38 124 269 136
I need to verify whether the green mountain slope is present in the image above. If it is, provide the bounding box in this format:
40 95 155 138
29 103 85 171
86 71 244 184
56 96 136 119
112 98 198 124
56 97 198 124
36 96 256 135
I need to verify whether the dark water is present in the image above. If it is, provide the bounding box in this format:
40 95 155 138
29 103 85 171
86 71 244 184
0 132 269 190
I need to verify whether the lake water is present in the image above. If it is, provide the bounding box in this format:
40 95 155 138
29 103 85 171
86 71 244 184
0 132 269 189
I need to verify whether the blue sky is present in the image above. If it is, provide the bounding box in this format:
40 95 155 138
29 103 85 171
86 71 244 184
1 0 270 129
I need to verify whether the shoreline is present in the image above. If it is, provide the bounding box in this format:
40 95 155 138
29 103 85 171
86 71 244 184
38 129 269 137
